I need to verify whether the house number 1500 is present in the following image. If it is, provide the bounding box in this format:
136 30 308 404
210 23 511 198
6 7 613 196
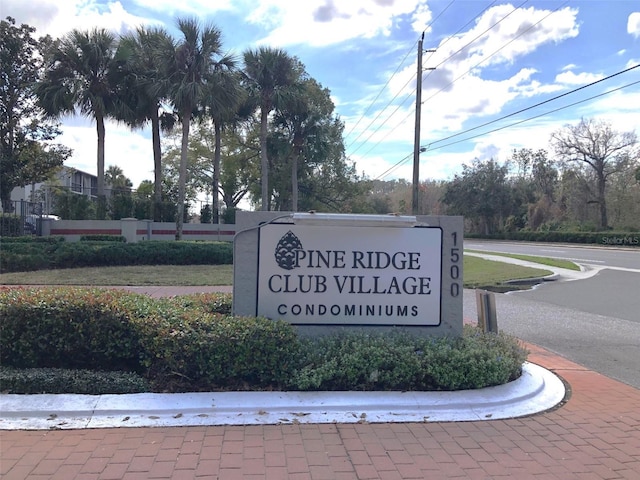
450 232 461 297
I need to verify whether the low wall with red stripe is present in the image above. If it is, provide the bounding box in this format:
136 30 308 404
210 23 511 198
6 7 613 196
43 218 236 242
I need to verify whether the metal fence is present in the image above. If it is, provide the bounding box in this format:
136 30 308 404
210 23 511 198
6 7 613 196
1 200 44 236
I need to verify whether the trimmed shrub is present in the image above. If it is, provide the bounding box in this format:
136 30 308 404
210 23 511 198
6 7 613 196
0 288 527 393
0 287 144 371
0 240 234 272
291 326 528 391
0 288 298 391
80 235 126 242
421 325 528 390
135 305 299 391
171 292 233 315
0 252 50 272
0 236 65 245
0 367 150 394
292 330 423 391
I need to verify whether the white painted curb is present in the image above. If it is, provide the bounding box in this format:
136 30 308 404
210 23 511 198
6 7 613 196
0 363 564 430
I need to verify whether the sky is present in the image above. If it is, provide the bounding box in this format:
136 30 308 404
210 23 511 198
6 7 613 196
4 0 640 195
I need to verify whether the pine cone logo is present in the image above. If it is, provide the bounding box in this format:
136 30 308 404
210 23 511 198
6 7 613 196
275 230 303 270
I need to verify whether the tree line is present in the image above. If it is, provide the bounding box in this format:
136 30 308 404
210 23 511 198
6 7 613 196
1 16 366 237
2 16 638 235
366 124 639 233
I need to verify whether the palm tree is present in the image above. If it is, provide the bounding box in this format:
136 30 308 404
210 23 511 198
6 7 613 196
105 165 132 191
35 28 120 219
204 70 246 223
116 26 174 221
274 77 334 211
165 18 235 239
242 47 297 211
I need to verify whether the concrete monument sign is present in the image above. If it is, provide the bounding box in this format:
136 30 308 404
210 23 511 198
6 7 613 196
233 212 463 336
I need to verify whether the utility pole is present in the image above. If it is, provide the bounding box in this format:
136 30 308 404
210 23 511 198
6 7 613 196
412 34 435 215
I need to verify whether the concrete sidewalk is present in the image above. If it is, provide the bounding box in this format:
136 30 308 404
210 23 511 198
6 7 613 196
1 285 639 479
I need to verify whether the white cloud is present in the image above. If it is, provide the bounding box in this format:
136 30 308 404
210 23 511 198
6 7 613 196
348 3 582 172
131 0 234 15
428 5 579 70
247 0 424 47
583 89 640 131
4 0 157 38
60 119 155 188
561 63 578 71
422 117 562 180
1 0 61 34
410 4 579 127
555 70 605 86
628 12 640 37
626 58 640 69
411 3 433 35
6 0 636 191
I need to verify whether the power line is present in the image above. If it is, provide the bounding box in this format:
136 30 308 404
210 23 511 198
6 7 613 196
374 78 640 180
345 0 457 154
426 63 640 148
351 0 532 160
373 152 413 180
346 69 419 156
421 0 568 106
343 40 418 145
426 79 640 152
359 0 574 174
427 0 528 75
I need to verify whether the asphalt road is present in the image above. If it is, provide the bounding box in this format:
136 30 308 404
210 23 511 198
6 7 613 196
463 241 640 389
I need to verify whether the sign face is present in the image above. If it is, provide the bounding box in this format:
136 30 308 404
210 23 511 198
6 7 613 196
257 224 442 326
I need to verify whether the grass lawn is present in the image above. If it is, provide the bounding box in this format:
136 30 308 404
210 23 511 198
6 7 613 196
465 250 580 271
0 264 234 286
463 256 550 290
0 257 551 291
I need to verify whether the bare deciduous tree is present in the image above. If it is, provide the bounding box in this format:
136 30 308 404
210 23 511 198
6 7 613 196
551 118 638 230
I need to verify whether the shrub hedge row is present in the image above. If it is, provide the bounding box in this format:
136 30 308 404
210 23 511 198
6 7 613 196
0 215 23 237
0 287 528 394
0 367 150 394
466 230 640 246
0 240 234 273
0 288 297 392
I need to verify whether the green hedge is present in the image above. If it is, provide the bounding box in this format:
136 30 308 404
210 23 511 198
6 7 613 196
0 236 65 245
80 234 126 242
0 288 144 371
135 305 299 390
0 287 528 393
292 327 527 391
0 367 150 394
0 288 298 391
0 240 234 273
466 231 640 247
0 215 22 237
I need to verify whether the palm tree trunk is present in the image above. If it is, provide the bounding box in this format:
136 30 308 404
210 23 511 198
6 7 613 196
291 135 303 212
151 108 163 222
96 113 107 220
176 112 190 240
260 106 269 211
213 121 221 224
291 151 299 212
